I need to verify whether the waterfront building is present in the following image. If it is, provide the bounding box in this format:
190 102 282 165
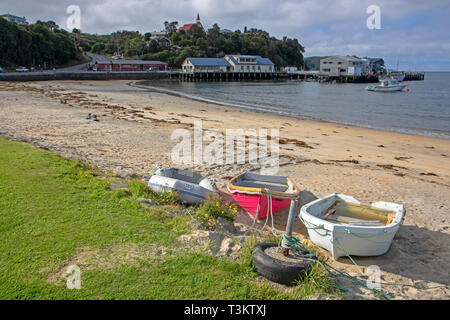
224 55 275 73
366 57 386 74
320 56 368 76
181 58 231 73
1 14 29 25
94 59 168 72
181 55 275 73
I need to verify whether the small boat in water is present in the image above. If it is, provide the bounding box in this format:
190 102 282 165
366 79 407 92
299 193 405 260
148 166 217 205
227 172 300 220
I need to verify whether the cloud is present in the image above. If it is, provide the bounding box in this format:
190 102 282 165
1 0 449 70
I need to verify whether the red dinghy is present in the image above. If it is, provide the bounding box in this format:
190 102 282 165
227 173 300 220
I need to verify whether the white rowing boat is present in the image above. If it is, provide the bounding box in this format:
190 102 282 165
299 194 405 260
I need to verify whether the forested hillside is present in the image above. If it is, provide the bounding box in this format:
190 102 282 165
0 19 85 68
81 23 305 68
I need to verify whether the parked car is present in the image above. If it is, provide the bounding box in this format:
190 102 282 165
16 67 30 72
0 67 4 73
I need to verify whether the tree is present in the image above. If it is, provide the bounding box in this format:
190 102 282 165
0 18 81 68
126 36 146 57
164 21 179 35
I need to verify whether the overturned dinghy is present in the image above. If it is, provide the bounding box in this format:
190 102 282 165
148 166 218 205
227 172 300 220
300 194 405 260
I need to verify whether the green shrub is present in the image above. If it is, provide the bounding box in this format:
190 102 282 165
195 195 238 229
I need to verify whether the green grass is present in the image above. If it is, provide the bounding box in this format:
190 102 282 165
0 137 337 299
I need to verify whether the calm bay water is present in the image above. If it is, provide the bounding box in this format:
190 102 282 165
144 72 450 139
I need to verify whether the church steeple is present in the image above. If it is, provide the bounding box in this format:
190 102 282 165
196 13 200 22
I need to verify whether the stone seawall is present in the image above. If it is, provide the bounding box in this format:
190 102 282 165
0 72 171 82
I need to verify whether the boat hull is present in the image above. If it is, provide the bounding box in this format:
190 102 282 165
366 85 406 92
299 194 405 260
228 172 300 220
148 168 217 205
229 188 291 219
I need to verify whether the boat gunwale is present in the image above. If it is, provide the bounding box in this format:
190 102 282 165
227 173 300 200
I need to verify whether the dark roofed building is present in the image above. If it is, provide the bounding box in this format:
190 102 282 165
94 59 168 72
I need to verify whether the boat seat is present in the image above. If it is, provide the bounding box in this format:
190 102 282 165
234 180 288 192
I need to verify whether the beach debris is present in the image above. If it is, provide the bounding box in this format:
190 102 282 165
420 172 438 177
278 138 314 149
377 164 407 171
92 115 99 122
330 159 360 164
394 156 413 161
86 113 91 120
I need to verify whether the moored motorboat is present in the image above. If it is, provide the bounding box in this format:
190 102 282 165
366 79 407 92
148 166 217 205
227 172 300 220
299 193 405 260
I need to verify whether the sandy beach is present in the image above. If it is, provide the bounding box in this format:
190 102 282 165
0 79 449 300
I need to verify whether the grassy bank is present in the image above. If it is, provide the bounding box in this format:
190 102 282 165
0 137 336 299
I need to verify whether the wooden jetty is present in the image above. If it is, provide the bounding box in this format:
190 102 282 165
172 71 289 81
171 71 424 83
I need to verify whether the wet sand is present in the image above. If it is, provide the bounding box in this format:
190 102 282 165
0 80 449 300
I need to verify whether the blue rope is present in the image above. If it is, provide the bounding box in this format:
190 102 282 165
282 235 394 300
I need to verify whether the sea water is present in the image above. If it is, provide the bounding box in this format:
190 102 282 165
142 72 450 140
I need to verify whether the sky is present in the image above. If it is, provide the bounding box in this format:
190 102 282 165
1 0 450 71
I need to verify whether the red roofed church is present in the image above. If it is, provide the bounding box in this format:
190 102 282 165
177 13 204 32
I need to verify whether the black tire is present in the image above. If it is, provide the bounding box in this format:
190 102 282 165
252 243 313 285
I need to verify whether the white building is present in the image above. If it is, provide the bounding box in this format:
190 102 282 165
320 56 368 76
1 14 28 25
224 55 275 73
182 58 231 73
182 55 275 73
283 66 299 73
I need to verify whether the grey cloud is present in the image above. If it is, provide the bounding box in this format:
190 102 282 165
1 0 449 70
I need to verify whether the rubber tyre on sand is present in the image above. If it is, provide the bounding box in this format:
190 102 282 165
252 243 313 285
